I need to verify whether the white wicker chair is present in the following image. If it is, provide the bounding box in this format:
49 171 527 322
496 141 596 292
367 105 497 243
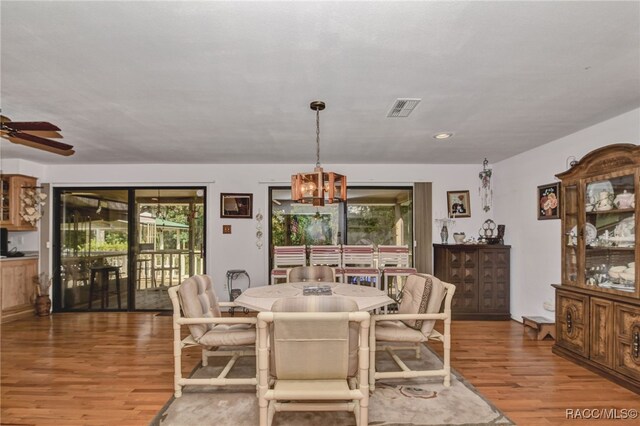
257 296 370 426
341 245 380 289
271 245 307 284
378 245 417 300
309 245 343 282
168 274 257 397
287 265 336 282
369 274 455 390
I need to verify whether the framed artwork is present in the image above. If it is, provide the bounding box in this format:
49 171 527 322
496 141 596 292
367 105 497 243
220 193 253 218
447 190 471 218
537 183 560 220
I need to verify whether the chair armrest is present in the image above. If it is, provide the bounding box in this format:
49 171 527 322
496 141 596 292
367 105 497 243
371 313 448 322
177 316 257 325
219 301 239 308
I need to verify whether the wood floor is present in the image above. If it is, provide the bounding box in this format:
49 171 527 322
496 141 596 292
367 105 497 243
1 313 639 425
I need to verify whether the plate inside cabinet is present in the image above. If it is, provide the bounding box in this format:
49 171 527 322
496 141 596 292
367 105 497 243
570 223 597 245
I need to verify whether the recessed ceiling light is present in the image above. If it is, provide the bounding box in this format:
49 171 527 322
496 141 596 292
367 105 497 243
433 132 453 140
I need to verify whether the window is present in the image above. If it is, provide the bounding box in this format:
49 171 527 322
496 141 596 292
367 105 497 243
269 186 413 266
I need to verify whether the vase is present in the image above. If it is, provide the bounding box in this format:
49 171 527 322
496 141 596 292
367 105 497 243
35 295 51 316
440 225 449 244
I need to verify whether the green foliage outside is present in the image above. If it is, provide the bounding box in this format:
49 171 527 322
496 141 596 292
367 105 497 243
271 203 413 248
347 205 412 245
62 203 204 253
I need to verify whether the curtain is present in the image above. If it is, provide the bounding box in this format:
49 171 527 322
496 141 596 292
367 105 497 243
413 182 432 274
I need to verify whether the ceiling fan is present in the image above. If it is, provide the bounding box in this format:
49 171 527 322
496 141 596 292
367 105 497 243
1 115 74 156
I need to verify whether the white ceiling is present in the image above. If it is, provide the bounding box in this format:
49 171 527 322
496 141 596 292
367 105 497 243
1 1 638 165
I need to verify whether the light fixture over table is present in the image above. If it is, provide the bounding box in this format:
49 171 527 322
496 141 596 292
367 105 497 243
291 101 347 207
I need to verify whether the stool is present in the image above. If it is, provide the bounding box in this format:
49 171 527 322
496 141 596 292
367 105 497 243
89 266 122 309
522 316 555 340
226 269 250 316
136 257 154 289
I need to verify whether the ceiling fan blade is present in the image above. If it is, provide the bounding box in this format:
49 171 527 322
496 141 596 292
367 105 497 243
2 135 74 156
7 132 73 151
4 121 61 132
20 130 64 139
6 131 73 150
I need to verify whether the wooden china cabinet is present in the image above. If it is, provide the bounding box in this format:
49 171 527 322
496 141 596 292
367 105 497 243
0 174 37 231
552 144 640 393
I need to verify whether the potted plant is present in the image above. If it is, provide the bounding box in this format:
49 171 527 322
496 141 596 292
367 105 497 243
33 272 52 316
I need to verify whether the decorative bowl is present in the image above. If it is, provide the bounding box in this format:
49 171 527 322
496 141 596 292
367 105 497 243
453 233 466 243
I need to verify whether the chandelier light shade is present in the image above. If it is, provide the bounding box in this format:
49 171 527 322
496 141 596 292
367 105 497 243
291 101 347 207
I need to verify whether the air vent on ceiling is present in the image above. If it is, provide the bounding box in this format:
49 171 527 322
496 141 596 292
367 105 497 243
387 98 421 118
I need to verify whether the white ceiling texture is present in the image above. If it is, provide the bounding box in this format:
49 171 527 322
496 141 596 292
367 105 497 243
1 1 638 165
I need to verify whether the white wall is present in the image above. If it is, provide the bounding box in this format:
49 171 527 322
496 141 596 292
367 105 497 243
494 108 640 321
5 108 639 311
44 163 490 299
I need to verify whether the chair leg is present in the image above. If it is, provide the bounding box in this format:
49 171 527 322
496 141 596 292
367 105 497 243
444 316 451 387
115 271 121 309
202 349 209 367
174 338 183 398
88 270 97 309
259 398 268 426
267 402 276 426
369 320 376 391
415 342 421 359
359 400 368 426
101 271 107 309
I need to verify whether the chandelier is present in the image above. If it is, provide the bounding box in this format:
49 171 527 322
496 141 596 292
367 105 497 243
291 101 347 207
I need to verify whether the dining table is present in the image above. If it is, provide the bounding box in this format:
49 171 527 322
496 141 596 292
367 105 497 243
233 281 394 312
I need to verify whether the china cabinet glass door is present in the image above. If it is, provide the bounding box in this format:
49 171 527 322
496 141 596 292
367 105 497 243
583 174 636 294
563 184 578 284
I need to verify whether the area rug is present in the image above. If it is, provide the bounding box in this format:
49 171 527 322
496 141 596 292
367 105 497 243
151 345 513 426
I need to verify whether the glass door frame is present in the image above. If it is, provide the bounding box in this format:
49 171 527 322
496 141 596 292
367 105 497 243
52 185 207 312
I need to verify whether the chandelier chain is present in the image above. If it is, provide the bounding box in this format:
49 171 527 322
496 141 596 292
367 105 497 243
315 107 321 167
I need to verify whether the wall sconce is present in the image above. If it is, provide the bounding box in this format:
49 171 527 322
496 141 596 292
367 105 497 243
20 186 47 226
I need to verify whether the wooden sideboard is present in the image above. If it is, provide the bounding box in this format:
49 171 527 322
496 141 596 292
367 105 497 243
1 257 38 322
433 244 511 320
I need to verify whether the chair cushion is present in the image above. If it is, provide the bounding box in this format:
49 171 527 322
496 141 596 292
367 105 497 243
288 265 335 282
398 274 432 330
419 275 447 337
271 296 359 377
197 323 256 347
397 274 447 336
273 314 350 380
178 275 222 341
375 320 427 343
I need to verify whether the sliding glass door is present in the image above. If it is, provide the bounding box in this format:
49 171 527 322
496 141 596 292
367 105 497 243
57 189 130 310
54 187 205 311
133 189 205 310
268 186 413 268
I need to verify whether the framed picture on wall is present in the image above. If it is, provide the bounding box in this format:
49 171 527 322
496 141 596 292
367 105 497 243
537 183 560 220
220 193 253 218
447 190 471 218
